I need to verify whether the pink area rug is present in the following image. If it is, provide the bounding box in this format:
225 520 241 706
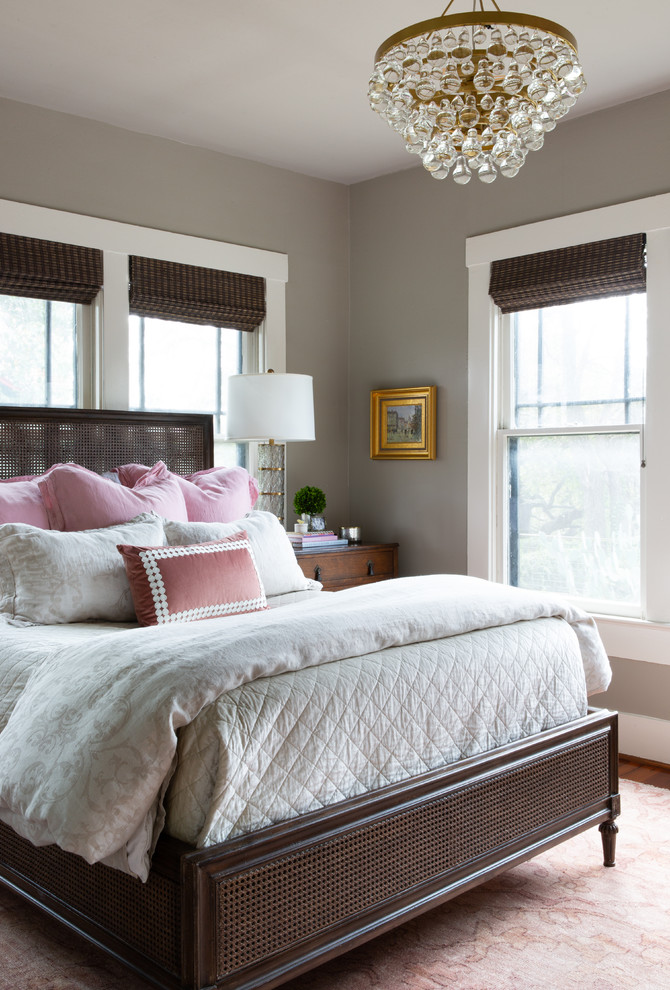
0 779 668 990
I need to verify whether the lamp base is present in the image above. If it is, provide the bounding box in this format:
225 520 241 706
255 442 285 522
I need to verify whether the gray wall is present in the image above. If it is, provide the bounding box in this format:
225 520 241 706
0 97 350 530
591 659 670 722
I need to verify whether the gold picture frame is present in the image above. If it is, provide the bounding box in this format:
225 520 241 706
370 386 436 460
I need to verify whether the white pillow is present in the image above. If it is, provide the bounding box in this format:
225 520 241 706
0 513 165 625
163 510 319 598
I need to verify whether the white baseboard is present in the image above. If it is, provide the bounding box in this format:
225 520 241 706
618 712 670 764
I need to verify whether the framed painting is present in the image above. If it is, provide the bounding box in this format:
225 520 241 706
370 386 436 460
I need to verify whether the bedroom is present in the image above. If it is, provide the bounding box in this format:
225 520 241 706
0 1 668 988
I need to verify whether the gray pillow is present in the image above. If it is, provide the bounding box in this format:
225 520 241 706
0 513 165 625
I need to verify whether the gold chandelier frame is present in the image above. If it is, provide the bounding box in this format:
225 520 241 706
375 6 578 66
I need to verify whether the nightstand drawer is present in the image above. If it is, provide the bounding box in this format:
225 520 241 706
296 543 398 591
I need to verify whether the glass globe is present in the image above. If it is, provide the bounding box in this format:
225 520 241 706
452 157 472 184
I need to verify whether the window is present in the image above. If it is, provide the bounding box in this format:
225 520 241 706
129 316 249 466
0 295 79 406
500 293 646 614
467 201 670 638
127 255 267 466
0 231 102 408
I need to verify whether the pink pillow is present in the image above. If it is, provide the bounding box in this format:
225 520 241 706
117 531 268 626
0 477 50 528
115 462 259 523
38 462 188 531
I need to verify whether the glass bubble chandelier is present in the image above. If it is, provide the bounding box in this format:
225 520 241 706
368 0 586 184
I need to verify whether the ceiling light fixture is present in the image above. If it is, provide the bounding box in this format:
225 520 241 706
368 0 586 184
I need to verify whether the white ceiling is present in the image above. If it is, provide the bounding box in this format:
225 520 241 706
3 0 670 185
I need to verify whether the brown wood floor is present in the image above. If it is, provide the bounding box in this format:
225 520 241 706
619 754 670 790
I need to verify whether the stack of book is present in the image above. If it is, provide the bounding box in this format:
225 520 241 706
287 530 349 552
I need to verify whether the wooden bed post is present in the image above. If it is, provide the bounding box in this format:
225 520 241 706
599 791 621 867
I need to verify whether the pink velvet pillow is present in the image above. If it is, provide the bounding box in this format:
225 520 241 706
117 531 268 626
115 462 259 523
0 476 50 528
38 462 188 531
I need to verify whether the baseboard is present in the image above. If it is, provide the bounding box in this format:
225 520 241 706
618 712 670 764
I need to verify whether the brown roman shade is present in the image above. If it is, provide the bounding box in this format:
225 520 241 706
0 232 103 304
129 256 266 331
488 233 647 314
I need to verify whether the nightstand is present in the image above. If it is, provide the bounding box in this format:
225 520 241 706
295 542 399 591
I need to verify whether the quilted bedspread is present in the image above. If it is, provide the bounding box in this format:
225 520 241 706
0 575 611 880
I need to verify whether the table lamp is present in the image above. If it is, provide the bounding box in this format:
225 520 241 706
226 371 315 523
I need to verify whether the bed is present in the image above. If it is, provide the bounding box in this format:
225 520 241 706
0 405 619 990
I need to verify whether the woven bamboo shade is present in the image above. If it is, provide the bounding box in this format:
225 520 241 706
0 232 103 304
129 256 265 330
489 234 646 314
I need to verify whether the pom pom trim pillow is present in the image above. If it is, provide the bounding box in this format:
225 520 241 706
118 531 268 626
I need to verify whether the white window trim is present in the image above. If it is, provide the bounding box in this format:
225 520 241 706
0 198 288 409
466 192 670 666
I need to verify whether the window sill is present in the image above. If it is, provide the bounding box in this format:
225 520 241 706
593 613 670 666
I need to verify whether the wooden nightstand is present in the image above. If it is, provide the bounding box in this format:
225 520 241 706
295 542 399 591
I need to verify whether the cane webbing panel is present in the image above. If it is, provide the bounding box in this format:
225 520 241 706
0 414 210 478
216 736 609 978
0 232 103 304
489 233 646 313
129 256 266 331
0 821 181 975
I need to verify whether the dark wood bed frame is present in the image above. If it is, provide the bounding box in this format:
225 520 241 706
0 406 620 990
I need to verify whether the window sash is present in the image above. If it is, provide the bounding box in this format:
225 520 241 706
496 424 644 617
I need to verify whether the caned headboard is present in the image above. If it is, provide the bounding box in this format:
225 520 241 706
0 406 214 479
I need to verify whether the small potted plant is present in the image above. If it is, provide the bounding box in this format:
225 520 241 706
293 485 327 532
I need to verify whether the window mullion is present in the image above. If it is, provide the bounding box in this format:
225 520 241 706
101 251 130 410
44 299 52 407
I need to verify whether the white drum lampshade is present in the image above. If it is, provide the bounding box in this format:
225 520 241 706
226 373 315 443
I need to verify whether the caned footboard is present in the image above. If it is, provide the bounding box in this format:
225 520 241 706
0 708 618 990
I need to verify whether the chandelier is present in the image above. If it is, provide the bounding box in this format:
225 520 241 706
368 0 586 184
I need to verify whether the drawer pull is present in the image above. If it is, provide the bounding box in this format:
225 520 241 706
314 565 322 581
367 560 375 576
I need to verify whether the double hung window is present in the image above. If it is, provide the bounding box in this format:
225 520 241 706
127 256 266 467
0 233 103 408
492 235 647 616
500 293 646 614
469 229 655 622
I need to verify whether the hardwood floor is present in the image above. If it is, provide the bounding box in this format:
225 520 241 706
619 755 670 790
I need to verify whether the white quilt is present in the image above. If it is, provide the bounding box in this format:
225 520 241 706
0 575 611 880
165 615 590 847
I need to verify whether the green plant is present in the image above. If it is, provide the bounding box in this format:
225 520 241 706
293 485 326 516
